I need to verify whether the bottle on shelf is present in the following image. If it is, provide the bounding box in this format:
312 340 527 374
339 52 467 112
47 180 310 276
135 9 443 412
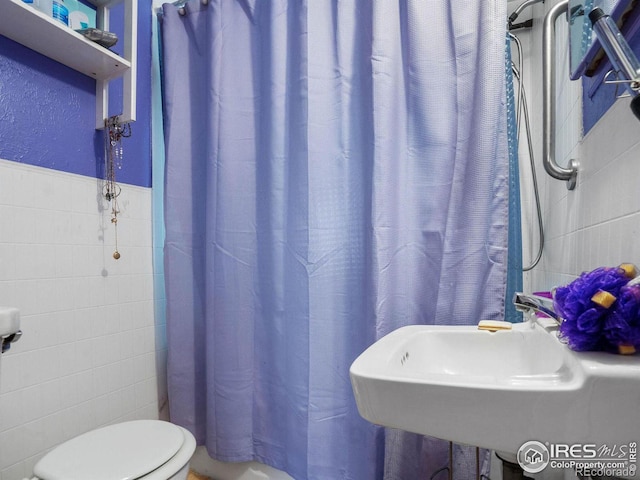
52 0 69 26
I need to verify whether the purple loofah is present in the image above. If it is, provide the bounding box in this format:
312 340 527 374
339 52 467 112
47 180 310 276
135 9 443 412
604 284 640 350
553 267 630 351
561 308 607 351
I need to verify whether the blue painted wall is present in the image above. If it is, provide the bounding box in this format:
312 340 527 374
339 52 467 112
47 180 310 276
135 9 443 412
0 0 152 187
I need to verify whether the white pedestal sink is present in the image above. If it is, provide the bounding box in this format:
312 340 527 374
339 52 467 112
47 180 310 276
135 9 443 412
350 321 640 476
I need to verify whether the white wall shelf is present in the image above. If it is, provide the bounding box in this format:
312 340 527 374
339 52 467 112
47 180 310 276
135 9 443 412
0 0 137 128
0 0 128 79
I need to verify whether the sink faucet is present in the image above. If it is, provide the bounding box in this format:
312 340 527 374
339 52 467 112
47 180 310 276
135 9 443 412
513 292 563 325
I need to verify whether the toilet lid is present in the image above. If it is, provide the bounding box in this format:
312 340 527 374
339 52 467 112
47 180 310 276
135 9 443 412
34 420 185 480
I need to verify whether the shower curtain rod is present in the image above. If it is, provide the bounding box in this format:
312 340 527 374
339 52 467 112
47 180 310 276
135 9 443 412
170 0 209 16
172 0 208 5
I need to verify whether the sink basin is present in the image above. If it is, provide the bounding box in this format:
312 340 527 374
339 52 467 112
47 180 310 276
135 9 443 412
350 322 640 456
0 307 20 338
383 324 575 386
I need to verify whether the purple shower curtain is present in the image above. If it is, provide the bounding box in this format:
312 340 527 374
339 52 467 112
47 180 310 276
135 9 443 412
161 1 508 479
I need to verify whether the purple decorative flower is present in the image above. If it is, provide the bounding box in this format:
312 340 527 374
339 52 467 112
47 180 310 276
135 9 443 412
554 267 629 352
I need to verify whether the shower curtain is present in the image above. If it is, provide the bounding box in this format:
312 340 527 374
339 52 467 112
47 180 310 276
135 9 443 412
161 1 509 479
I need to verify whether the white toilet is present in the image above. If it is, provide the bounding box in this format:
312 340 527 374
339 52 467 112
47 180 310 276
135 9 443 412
30 420 196 480
1 309 196 480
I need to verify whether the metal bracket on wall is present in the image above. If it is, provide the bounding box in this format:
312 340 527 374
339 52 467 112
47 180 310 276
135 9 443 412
543 0 579 190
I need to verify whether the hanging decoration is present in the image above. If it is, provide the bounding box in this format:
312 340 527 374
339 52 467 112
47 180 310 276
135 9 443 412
104 115 132 260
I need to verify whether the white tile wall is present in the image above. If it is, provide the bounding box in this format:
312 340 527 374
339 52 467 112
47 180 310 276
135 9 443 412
516 0 640 294
0 159 165 480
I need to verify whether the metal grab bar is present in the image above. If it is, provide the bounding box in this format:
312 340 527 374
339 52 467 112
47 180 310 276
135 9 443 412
542 0 579 190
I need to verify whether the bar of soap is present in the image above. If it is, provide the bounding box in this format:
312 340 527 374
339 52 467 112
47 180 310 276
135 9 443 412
591 290 616 308
478 320 512 332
